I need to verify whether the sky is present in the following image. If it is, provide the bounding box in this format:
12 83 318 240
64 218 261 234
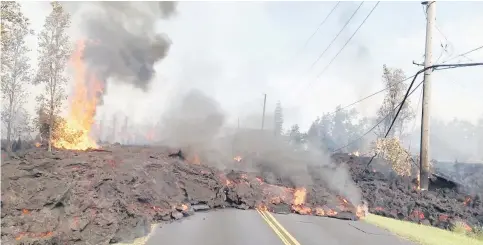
19 1 483 132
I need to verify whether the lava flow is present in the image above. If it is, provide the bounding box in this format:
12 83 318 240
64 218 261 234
52 40 102 150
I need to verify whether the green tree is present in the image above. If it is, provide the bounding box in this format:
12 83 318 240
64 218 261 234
1 2 34 152
34 2 72 152
273 101 283 136
376 65 415 137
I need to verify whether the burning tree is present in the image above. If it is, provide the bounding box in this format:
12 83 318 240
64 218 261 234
34 2 71 152
1 2 34 152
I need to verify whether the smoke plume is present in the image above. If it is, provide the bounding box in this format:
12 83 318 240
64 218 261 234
157 89 362 205
76 1 177 97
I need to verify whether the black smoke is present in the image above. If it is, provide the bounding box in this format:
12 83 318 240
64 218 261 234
78 1 177 95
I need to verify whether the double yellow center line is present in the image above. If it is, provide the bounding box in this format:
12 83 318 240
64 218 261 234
256 209 301 245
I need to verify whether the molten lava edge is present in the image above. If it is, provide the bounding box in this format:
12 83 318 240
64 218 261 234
2 147 481 245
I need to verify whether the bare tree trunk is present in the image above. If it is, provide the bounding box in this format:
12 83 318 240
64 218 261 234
6 115 12 152
48 79 54 152
48 110 53 152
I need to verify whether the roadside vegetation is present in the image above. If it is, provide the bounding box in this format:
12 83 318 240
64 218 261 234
364 214 483 245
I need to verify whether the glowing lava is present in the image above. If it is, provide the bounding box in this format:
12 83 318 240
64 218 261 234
52 40 102 150
292 187 312 214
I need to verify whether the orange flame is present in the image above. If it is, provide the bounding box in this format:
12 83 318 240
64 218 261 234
291 187 312 214
34 142 41 147
315 207 325 216
52 40 100 150
233 156 242 162
356 203 368 218
292 188 307 206
257 204 268 211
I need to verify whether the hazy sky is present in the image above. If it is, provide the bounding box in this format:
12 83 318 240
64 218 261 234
20 1 483 132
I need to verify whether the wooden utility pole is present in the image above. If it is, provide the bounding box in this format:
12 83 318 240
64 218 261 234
419 1 436 190
261 94 267 130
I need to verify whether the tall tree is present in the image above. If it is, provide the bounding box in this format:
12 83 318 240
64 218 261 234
1 2 33 152
34 2 72 152
376 65 415 138
273 101 284 136
288 124 305 147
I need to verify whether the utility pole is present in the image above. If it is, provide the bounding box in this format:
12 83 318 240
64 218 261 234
261 94 267 130
419 1 435 191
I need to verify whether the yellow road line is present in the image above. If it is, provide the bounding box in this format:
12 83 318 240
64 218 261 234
257 209 292 245
256 209 302 245
262 210 302 245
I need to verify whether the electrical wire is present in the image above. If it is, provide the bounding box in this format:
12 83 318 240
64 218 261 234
331 80 423 153
421 3 452 63
315 1 380 79
327 73 415 116
407 86 423 153
442 45 483 64
308 1 364 71
364 61 483 167
328 62 483 155
299 2 341 53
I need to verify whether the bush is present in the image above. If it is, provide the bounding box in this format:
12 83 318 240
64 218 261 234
371 137 413 176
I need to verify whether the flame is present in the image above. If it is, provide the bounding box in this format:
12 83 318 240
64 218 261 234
356 203 368 219
292 188 307 206
233 156 242 162
291 187 312 214
52 40 100 150
22 209 30 215
257 204 268 211
315 207 325 216
180 204 188 211
326 209 338 216
34 142 41 147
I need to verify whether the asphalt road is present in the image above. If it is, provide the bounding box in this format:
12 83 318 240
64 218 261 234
145 209 415 245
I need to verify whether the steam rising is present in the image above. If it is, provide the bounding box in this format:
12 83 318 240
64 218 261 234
158 89 362 205
77 1 177 98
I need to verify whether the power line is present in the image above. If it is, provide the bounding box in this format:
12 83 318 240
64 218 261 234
407 86 423 153
421 4 452 63
328 73 415 116
308 1 365 71
365 61 483 167
299 2 341 53
315 1 380 79
330 61 483 154
442 45 483 64
331 80 423 153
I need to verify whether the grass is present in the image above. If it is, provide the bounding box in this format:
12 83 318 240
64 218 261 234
363 214 483 245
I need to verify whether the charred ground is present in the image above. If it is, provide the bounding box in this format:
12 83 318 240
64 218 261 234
331 153 483 231
1 146 363 245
